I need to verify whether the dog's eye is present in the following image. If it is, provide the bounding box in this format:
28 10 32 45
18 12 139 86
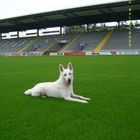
69 73 71 75
64 74 67 76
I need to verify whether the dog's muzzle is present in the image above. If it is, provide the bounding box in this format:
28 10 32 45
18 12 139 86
67 79 71 86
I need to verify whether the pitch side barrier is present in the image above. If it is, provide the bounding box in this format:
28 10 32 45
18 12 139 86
1 50 140 56
64 52 85 56
49 52 85 56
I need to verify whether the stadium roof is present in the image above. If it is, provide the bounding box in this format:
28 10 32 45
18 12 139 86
0 0 140 33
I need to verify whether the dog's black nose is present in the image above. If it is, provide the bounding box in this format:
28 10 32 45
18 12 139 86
67 79 71 86
68 79 71 84
68 79 71 82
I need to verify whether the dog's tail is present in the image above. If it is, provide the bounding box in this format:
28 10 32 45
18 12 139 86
24 89 32 95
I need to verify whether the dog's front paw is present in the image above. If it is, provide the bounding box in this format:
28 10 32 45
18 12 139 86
41 96 46 98
81 100 88 104
84 97 91 101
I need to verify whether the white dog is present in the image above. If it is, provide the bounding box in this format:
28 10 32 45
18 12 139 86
24 63 90 103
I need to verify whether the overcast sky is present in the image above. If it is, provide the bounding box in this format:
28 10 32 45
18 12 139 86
0 0 125 20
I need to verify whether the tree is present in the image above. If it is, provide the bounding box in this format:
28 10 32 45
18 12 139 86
64 25 87 34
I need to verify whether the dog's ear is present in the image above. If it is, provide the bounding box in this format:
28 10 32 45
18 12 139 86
59 64 64 72
68 62 73 70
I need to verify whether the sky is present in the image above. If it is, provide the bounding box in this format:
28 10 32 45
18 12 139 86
0 0 125 20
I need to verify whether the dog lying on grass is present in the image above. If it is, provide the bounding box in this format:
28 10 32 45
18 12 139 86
24 63 90 103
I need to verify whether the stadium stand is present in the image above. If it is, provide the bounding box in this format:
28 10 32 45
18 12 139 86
103 30 129 50
0 1 140 55
65 32 107 52
102 29 140 50
46 34 76 52
132 29 140 49
0 29 140 55
0 38 28 52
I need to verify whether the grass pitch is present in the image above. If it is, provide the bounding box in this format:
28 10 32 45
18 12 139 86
0 56 140 140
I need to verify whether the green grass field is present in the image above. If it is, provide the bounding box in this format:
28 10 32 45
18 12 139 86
0 56 140 140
